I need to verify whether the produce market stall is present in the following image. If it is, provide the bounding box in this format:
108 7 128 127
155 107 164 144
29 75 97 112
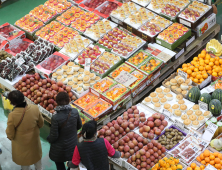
1 0 222 169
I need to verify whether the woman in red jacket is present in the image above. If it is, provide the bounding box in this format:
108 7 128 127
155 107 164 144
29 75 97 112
67 120 121 170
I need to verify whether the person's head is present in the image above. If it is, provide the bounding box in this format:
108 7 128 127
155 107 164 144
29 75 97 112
81 120 97 139
8 90 25 106
56 92 70 106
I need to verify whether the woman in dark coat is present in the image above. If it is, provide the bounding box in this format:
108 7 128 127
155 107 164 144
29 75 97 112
47 92 82 170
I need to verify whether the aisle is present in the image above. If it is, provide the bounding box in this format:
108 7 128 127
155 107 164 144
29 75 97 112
0 97 57 170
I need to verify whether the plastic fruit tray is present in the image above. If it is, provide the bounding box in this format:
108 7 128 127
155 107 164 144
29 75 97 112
126 50 151 68
83 98 112 120
92 77 117 94
44 0 72 14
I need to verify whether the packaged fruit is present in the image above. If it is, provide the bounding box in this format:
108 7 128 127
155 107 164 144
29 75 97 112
35 21 65 40
15 15 44 34
84 19 117 41
76 44 104 66
94 1 121 18
92 77 116 93
74 92 99 110
110 63 135 78
44 0 72 14
111 2 140 21
84 99 112 120
127 50 151 68
129 70 145 88
105 84 128 101
151 157 183 170
80 0 106 11
90 51 122 77
29 5 57 23
0 23 24 40
157 23 189 44
161 4 181 18
179 1 210 22
139 57 163 74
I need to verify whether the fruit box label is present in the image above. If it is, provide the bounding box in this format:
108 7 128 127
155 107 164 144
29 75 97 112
178 70 187 80
202 122 218 141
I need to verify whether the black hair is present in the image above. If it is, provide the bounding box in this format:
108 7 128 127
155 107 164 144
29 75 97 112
56 92 70 105
8 90 25 106
81 120 97 139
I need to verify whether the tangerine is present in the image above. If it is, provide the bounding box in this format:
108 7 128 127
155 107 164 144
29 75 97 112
191 163 197 169
204 150 210 157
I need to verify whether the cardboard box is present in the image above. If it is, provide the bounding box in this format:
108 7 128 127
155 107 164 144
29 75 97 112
146 68 161 86
0 23 25 44
178 6 213 29
193 13 216 37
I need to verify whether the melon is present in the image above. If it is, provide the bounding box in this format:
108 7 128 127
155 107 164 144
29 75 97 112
212 89 222 103
209 99 222 117
199 93 212 105
188 86 201 104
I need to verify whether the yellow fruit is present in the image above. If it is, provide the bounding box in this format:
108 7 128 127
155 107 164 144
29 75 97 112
194 68 199 72
182 64 187 68
210 58 215 62
209 62 214 67
212 72 218 77
205 60 210 64
187 69 192 74
191 163 197 169
194 78 199 83
193 57 198 61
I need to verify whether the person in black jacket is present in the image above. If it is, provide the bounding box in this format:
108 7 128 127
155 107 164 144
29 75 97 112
66 120 121 170
47 92 82 170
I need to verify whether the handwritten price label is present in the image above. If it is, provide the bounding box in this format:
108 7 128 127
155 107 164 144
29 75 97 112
178 70 187 80
202 122 218 141
115 70 137 87
162 109 171 118
198 100 208 111
174 119 184 130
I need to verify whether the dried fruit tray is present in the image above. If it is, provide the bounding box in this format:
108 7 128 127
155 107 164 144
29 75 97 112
138 56 163 75
109 63 135 79
83 98 112 120
154 125 187 151
126 50 151 68
73 92 100 110
90 77 117 94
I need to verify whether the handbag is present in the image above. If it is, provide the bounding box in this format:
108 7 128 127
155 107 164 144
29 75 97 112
59 111 71 130
15 106 27 129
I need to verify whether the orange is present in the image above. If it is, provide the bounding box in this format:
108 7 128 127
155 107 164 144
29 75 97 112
193 57 198 61
195 167 201 170
205 59 210 64
196 156 201 162
192 72 197 77
200 78 205 83
204 150 210 157
220 160 222 165
214 152 220 157
182 64 188 68
191 163 197 169
203 73 208 79
210 155 215 160
201 160 206 165
215 67 220 72
215 164 221 169
191 61 196 65
194 68 199 72
183 67 188 73
187 168 192 170
209 62 214 67
215 158 220 164
206 65 211 70
194 78 199 83
218 153 222 160
190 65 195 71
206 54 211 59
199 66 204 71
219 59 222 64
200 153 205 160
200 53 205 58
200 165 205 169
208 70 212 74
196 74 202 79
210 160 215 165
190 77 194 81
187 69 192 74
177 68 183 73
215 61 220 66
215 56 220 60
212 72 218 77
210 58 215 62
205 157 210 163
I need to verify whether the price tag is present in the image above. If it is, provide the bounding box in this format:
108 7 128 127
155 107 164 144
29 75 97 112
202 122 218 141
15 57 25 66
205 164 217 170
198 100 208 111
174 119 184 130
84 58 91 71
126 163 137 170
206 85 215 93
162 109 171 118
115 70 137 87
178 70 187 80
109 157 123 167
103 115 110 125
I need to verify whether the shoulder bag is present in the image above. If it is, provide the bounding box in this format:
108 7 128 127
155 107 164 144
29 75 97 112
59 110 72 130
15 106 27 129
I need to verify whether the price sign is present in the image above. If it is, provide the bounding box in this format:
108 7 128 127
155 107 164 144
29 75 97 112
84 58 91 71
103 115 111 125
178 70 187 80
162 109 171 119
202 122 218 141
109 157 123 167
205 164 217 170
15 57 25 66
174 119 184 130
115 70 137 87
198 100 208 111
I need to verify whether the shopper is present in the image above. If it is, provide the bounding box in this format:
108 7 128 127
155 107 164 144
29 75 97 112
5 90 44 170
66 120 121 170
47 92 82 170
